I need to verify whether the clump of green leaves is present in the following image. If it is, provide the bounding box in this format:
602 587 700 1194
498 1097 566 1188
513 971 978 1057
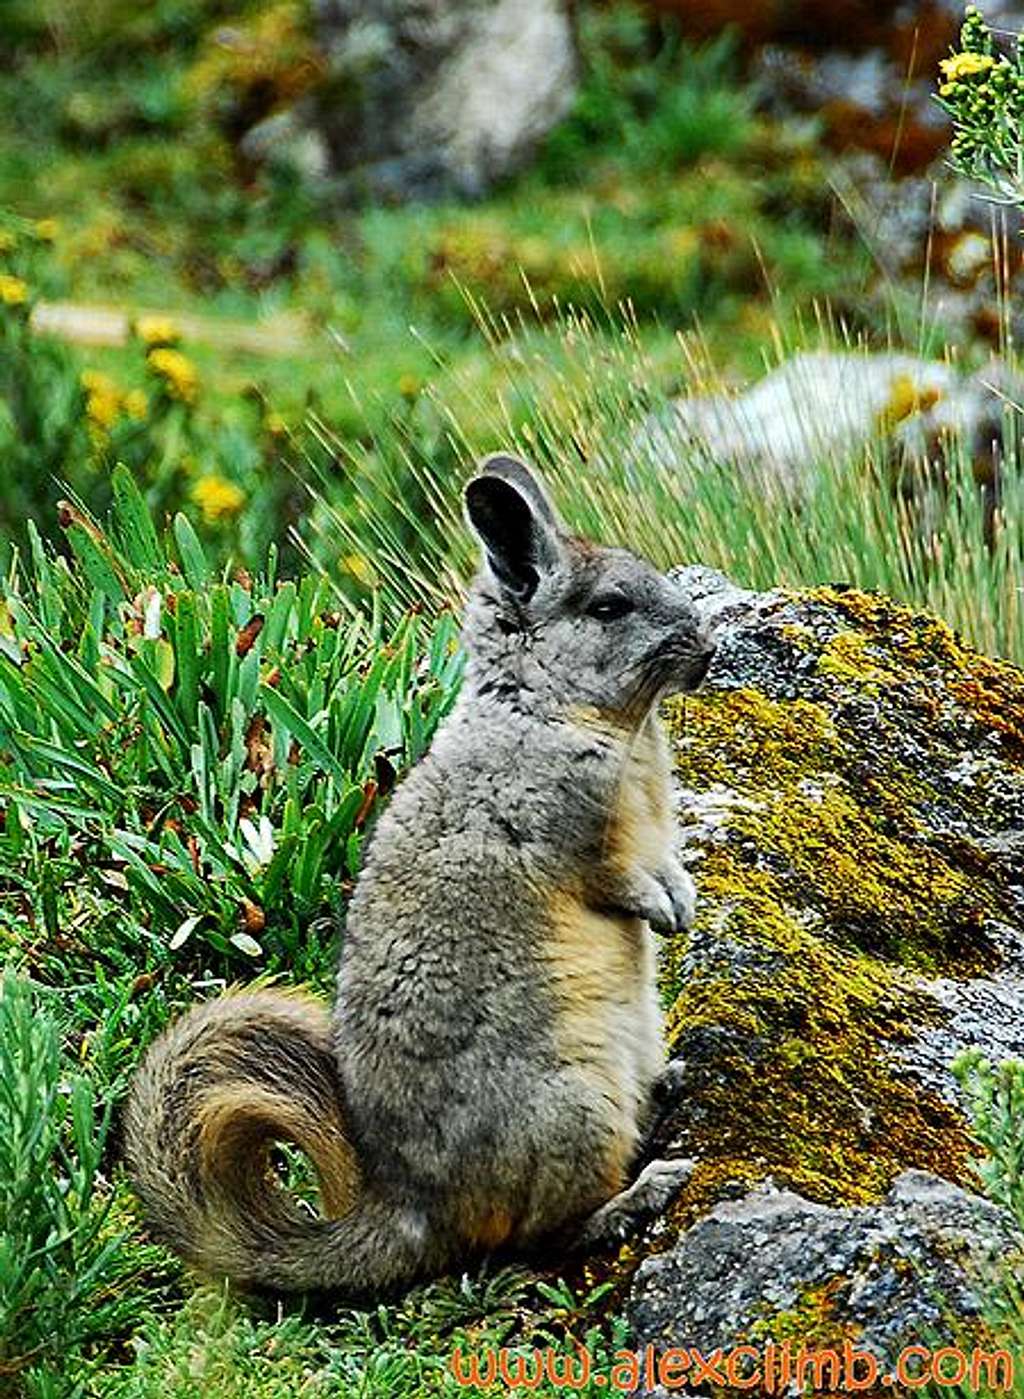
937 6 1024 204
0 467 464 982
537 7 753 184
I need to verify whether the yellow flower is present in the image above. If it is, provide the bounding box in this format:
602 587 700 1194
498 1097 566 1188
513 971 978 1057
192 474 245 523
939 51 995 91
123 388 149 420
398 373 422 398
88 390 121 430
80 370 122 431
135 315 181 347
0 274 29 306
33 218 59 242
148 347 199 404
264 412 288 437
80 369 115 395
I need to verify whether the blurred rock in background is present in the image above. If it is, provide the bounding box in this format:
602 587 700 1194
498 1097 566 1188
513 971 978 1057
300 0 579 201
637 351 1022 507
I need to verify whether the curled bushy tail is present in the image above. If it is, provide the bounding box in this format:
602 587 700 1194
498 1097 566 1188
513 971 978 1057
124 988 426 1294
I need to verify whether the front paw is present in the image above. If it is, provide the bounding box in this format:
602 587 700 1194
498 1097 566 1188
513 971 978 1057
654 859 697 934
607 870 677 934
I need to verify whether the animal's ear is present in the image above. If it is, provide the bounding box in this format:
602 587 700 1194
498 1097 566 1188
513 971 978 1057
464 455 563 602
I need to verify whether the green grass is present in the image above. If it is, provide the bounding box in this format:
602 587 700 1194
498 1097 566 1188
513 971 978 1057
301 307 1024 664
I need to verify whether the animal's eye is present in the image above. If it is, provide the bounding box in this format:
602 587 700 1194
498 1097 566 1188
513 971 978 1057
586 592 634 622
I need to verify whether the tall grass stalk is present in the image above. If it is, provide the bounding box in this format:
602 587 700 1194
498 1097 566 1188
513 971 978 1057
302 309 1023 663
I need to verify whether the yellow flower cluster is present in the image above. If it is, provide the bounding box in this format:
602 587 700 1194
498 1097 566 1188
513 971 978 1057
939 50 995 94
147 347 199 404
191 474 246 524
0 274 28 306
135 315 181 348
80 370 150 435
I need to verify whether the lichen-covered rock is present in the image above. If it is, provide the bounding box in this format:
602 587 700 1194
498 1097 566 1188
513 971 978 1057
308 0 577 201
618 570 1024 1355
628 1172 1024 1368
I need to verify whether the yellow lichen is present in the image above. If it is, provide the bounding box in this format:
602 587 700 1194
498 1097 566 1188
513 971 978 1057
660 851 975 1223
748 1279 859 1348
817 629 902 687
647 586 1018 1236
875 374 942 432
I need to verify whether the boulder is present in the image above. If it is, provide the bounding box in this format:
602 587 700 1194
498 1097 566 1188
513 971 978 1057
307 0 578 201
629 1173 1023 1384
613 569 1024 1363
634 350 1022 494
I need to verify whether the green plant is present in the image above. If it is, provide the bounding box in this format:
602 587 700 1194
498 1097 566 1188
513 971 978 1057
0 467 464 980
0 207 311 571
0 214 90 553
953 1051 1024 1226
537 8 753 184
918 1053 1024 1399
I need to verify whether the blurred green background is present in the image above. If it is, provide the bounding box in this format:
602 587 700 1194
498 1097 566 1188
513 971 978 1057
0 0 872 580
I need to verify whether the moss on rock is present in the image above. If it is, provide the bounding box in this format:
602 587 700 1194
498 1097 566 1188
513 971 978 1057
650 579 1024 1237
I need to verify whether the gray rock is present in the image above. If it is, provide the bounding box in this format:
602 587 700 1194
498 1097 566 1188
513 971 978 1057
620 574 1024 1366
636 351 1023 494
308 0 577 201
628 1172 1022 1371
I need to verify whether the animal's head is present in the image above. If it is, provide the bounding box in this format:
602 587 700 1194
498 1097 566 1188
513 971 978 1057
462 454 714 722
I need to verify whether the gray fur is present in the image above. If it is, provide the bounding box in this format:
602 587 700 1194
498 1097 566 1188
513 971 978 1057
125 455 713 1294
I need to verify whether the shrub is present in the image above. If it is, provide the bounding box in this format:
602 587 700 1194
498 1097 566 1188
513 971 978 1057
536 9 754 184
937 6 1024 205
0 209 306 571
953 1051 1024 1226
